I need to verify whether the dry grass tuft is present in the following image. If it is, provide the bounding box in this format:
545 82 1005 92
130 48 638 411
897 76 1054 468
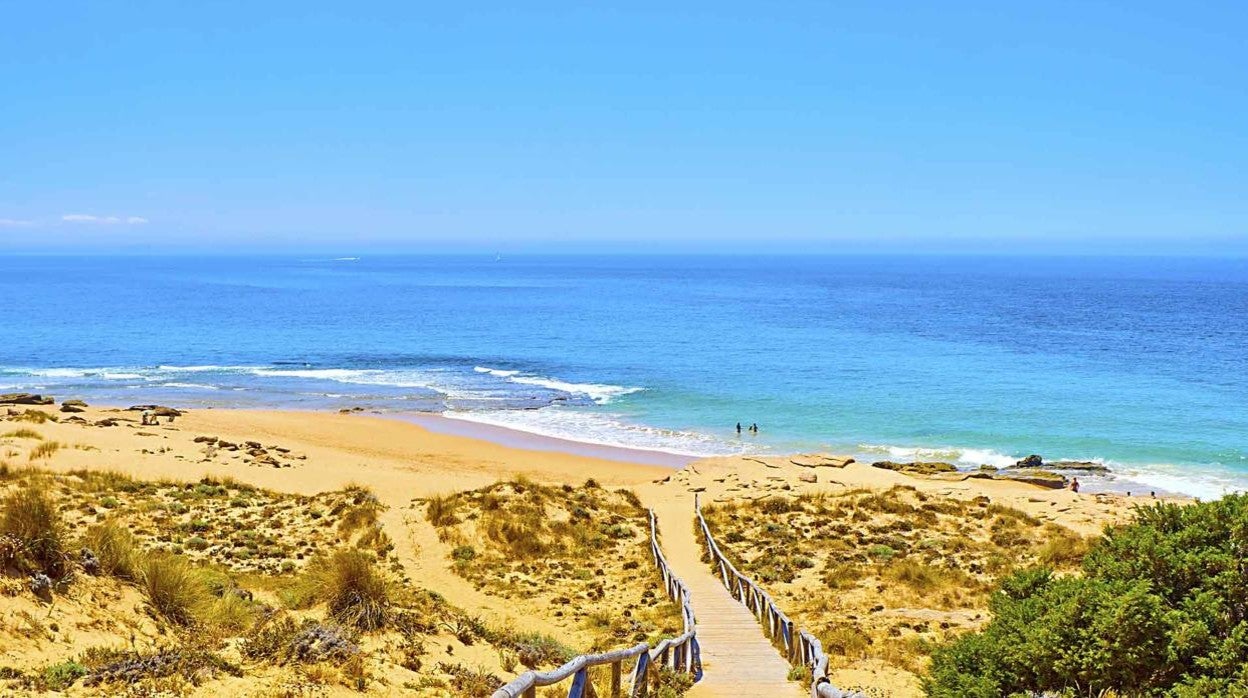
139 553 211 625
293 550 391 631
1 429 42 440
27 441 62 461
82 520 140 579
0 482 69 579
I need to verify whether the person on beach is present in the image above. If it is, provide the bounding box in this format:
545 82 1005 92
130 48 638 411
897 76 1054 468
141 410 152 426
736 422 742 435
750 423 758 433
1070 477 1080 493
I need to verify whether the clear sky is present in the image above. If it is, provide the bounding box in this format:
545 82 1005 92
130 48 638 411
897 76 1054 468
2 1 1245 254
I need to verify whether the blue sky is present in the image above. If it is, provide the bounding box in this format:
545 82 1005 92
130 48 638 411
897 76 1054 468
1 1 1245 254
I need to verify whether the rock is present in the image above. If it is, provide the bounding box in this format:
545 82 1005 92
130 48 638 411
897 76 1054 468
1047 460 1111 474
63 416 87 424
997 469 1067 489
790 454 855 468
95 419 119 427
245 441 262 449
871 460 958 475
977 464 999 472
62 399 88 407
253 454 281 467
217 440 238 450
799 472 818 483
1015 454 1044 468
193 435 218 444
0 393 54 405
247 448 267 457
126 404 183 417
59 404 84 413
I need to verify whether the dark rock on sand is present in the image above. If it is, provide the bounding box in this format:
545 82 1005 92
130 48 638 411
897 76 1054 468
1047 460 1111 473
193 436 218 444
0 393 55 405
871 460 958 475
127 405 183 417
62 399 88 407
999 468 1067 489
60 404 85 413
1015 454 1044 468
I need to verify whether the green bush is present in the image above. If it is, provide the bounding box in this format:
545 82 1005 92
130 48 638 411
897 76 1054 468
924 495 1248 696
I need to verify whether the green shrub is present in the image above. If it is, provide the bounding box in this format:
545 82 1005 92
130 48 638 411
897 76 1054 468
924 495 1248 696
40 660 87 690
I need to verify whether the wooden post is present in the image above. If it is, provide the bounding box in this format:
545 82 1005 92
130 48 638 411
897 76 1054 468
611 660 622 696
524 686 536 698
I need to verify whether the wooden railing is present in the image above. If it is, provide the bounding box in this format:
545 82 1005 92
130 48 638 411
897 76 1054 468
695 495 866 698
491 509 700 698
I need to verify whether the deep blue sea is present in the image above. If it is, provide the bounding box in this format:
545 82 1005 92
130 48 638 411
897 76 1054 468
1 254 1245 497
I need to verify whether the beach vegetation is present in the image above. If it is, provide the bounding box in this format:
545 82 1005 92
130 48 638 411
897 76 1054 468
289 550 390 630
0 482 70 579
138 553 212 625
11 410 57 424
925 494 1248 696
81 520 140 579
1 429 42 440
27 441 61 461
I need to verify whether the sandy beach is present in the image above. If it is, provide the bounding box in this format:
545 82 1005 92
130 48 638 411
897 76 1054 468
0 402 1155 695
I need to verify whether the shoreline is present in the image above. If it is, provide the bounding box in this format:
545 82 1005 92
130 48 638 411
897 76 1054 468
5 396 1236 498
400 412 697 468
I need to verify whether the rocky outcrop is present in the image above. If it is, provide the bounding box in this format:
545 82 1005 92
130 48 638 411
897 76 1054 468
871 460 958 475
1047 460 1111 474
998 468 1067 489
790 454 855 468
0 393 55 405
126 405 183 417
1015 454 1044 468
62 399 87 407
60 404 85 413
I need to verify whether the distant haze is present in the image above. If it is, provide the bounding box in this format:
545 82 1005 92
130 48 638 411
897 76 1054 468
2 2 1245 255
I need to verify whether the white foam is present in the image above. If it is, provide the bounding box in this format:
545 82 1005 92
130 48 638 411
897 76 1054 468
251 368 370 381
857 442 1018 469
443 406 743 458
471 366 641 404
474 366 520 377
159 382 221 390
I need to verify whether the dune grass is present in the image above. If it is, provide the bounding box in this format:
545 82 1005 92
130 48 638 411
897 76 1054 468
1 429 42 440
285 550 391 630
139 553 212 625
82 520 140 579
0 482 69 579
27 441 61 461
11 409 57 424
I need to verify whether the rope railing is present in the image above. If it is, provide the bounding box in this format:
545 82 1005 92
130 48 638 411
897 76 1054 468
491 508 700 698
694 494 865 698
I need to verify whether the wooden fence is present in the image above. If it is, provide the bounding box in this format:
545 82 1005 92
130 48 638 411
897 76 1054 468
491 509 700 698
695 495 866 698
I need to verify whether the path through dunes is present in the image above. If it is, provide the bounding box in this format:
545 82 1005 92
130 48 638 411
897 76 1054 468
645 493 806 698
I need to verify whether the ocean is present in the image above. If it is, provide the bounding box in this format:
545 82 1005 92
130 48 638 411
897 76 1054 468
1 254 1245 498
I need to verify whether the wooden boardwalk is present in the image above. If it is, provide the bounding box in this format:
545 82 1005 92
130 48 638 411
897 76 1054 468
646 494 806 698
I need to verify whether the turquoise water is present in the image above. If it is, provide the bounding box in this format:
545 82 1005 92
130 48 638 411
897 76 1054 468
1 254 1245 496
